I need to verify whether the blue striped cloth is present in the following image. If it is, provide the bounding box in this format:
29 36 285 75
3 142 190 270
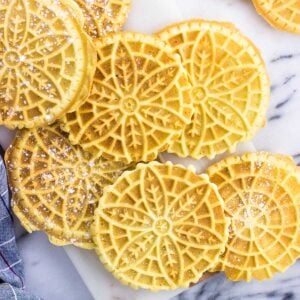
0 146 40 300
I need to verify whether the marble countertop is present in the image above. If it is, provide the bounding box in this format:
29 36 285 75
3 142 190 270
1 0 300 299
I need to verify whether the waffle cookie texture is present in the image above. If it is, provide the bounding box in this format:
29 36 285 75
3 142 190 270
157 20 270 159
2 0 298 290
92 161 228 290
6 125 130 249
207 152 300 281
0 0 97 129
73 0 131 39
62 32 194 163
252 0 300 34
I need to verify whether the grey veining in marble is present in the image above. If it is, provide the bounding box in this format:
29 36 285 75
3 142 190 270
171 0 300 300
173 261 300 300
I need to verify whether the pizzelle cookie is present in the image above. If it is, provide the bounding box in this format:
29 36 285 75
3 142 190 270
73 0 131 39
62 32 194 163
92 161 228 290
6 125 130 249
157 20 270 159
207 152 300 281
63 0 85 27
0 0 96 129
252 0 300 34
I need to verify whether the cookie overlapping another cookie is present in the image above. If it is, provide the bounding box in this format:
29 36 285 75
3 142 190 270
93 161 228 290
0 0 96 129
6 125 130 249
157 20 270 159
207 152 300 281
62 32 194 163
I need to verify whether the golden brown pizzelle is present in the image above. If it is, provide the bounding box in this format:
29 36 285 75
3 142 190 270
62 32 194 163
0 0 97 129
92 161 228 290
252 0 300 34
6 125 131 249
207 152 300 281
157 19 270 159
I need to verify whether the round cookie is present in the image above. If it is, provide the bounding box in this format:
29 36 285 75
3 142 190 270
252 0 300 34
157 20 270 159
0 0 96 129
92 161 228 290
6 125 130 249
62 32 194 163
207 152 300 281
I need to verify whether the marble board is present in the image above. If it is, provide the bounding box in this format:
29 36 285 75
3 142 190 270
64 1 256 299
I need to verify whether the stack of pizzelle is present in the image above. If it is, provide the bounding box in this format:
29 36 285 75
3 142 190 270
3 0 300 293
0 0 132 129
0 0 96 128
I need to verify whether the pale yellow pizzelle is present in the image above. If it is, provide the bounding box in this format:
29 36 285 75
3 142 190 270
73 0 131 39
6 125 130 249
62 32 194 163
0 0 96 129
157 20 270 159
92 161 228 290
252 0 300 34
207 152 300 281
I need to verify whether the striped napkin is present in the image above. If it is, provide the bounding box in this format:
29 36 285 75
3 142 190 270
0 146 40 300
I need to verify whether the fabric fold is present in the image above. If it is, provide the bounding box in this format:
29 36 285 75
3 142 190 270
0 145 41 299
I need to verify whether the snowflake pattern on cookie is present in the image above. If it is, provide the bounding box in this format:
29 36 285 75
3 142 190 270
207 152 300 281
63 33 194 163
93 162 228 290
0 0 96 128
6 125 130 249
157 20 270 159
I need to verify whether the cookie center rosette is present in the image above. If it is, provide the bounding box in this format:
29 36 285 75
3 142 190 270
61 32 194 163
0 0 96 129
6 125 131 249
92 162 228 290
157 20 270 159
207 152 300 281
3 0 298 292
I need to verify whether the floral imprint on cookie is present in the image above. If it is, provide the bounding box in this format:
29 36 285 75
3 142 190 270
207 152 300 281
62 32 194 163
6 125 131 249
74 0 131 38
0 0 96 128
157 20 270 159
93 162 228 290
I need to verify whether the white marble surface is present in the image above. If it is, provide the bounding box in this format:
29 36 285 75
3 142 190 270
18 232 92 300
0 0 300 299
